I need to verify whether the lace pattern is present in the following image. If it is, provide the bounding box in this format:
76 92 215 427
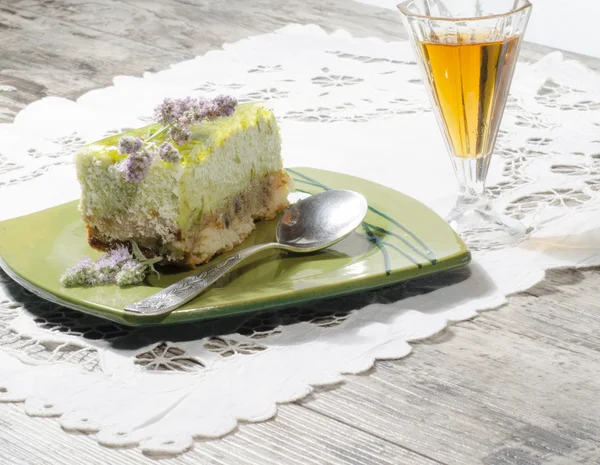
1 25 600 456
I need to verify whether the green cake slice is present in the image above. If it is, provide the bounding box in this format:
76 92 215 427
75 102 292 267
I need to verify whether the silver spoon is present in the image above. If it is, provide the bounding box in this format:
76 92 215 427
124 189 369 317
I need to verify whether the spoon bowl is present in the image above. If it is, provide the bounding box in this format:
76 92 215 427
277 190 369 252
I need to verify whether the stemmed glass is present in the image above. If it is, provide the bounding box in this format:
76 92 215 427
398 0 532 250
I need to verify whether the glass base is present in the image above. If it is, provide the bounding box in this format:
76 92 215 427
446 202 528 251
445 154 529 251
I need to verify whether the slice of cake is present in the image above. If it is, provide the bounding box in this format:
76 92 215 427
75 98 291 267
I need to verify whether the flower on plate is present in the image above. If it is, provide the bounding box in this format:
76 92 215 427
115 260 148 286
60 242 162 288
60 257 95 287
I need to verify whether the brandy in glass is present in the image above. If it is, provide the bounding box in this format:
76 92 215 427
398 0 532 249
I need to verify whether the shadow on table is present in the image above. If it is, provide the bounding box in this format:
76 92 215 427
1 265 475 352
122 265 477 350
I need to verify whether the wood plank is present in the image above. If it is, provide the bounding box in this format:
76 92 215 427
7 0 600 72
299 284 600 464
7 0 408 46
199 404 442 465
1 0 598 124
0 4 186 122
0 402 175 465
0 401 440 465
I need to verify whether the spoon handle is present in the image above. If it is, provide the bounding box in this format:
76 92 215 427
124 243 279 317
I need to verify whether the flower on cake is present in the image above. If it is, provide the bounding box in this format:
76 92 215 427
117 136 143 156
116 95 238 183
118 150 154 183
158 142 180 164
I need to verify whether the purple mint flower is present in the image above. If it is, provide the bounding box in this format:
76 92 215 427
177 96 195 113
197 95 238 122
60 257 94 287
176 113 193 128
154 98 177 125
118 136 143 155
92 245 132 284
199 100 218 121
115 260 147 286
176 98 207 128
211 95 237 118
153 95 237 128
189 98 208 123
61 243 160 288
169 127 192 146
158 142 181 163
95 245 132 269
119 149 155 183
156 96 195 127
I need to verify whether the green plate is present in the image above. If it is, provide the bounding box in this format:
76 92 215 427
0 167 470 326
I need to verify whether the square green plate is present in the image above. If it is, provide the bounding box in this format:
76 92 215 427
0 167 470 326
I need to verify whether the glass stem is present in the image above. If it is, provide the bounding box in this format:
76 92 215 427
451 153 492 212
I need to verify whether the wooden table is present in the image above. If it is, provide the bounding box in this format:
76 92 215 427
1 1 599 464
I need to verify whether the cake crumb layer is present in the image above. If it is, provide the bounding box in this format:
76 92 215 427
86 169 292 267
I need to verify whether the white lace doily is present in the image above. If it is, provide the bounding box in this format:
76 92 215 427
1 24 600 457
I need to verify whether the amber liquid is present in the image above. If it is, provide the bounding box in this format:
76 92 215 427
418 34 520 159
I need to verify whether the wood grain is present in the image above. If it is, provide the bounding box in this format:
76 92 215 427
0 0 599 464
1 0 598 121
301 287 600 464
0 402 440 465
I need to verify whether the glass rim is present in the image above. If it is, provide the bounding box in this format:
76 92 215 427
397 0 532 22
